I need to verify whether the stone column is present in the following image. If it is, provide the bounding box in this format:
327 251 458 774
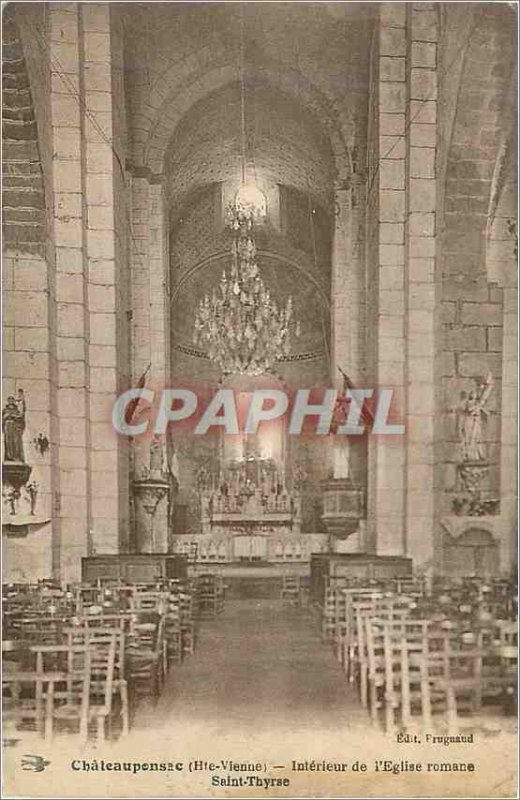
50 3 91 580
325 174 366 553
129 176 151 389
404 5 439 571
48 4 130 578
332 176 366 384
367 4 407 556
486 168 517 573
498 284 517 571
149 183 170 387
129 176 171 550
82 3 129 555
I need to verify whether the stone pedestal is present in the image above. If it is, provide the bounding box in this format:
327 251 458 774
2 461 34 529
132 478 170 553
3 461 32 491
454 460 499 517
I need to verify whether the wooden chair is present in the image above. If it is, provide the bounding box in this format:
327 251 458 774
129 591 168 614
126 611 166 698
280 575 302 605
64 627 129 739
179 590 195 658
356 599 414 711
381 618 433 734
164 596 183 667
196 574 224 617
342 592 389 683
321 586 338 642
20 644 92 742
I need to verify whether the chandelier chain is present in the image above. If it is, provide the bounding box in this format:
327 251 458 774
192 5 301 377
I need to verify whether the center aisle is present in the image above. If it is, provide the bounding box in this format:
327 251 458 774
135 599 368 737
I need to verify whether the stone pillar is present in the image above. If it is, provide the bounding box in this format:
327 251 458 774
82 3 129 556
149 183 170 387
486 167 517 573
331 185 352 482
367 4 407 556
404 5 438 571
129 176 171 549
129 176 151 389
332 175 366 381
48 3 130 579
129 179 169 384
50 3 91 580
498 284 517 572
327 177 366 551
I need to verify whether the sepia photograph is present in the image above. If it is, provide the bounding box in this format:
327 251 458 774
1 1 518 797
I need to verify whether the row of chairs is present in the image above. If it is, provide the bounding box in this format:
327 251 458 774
4 628 128 743
195 573 225 616
318 577 517 735
2 575 224 743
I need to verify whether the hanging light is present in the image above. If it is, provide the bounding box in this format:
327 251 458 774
194 203 299 376
234 182 267 222
193 7 300 377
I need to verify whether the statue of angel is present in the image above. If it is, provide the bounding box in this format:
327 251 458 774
457 373 494 462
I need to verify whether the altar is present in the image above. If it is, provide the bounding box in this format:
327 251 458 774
172 456 327 563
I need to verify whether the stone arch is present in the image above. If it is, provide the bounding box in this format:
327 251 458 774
442 525 500 577
456 527 497 548
162 80 338 211
135 60 354 184
441 5 517 279
2 6 47 256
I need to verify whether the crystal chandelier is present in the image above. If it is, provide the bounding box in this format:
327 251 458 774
192 6 300 377
193 202 300 376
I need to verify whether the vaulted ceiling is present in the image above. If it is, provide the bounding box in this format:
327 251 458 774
122 2 375 195
164 82 336 210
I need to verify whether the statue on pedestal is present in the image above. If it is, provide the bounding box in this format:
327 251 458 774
457 374 494 463
2 390 26 463
453 373 498 516
132 435 171 552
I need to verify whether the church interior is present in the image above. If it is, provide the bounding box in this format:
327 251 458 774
1 1 518 774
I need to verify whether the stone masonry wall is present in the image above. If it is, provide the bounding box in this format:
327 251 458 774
3 4 131 582
2 7 56 581
438 6 515 521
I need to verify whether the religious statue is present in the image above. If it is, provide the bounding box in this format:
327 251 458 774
457 374 494 462
2 389 26 462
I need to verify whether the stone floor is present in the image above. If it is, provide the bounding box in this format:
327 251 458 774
134 599 367 737
3 600 517 797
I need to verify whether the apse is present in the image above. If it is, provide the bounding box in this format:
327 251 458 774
166 82 336 388
164 81 336 211
163 78 337 541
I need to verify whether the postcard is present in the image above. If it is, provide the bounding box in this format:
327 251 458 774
2 1 517 798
